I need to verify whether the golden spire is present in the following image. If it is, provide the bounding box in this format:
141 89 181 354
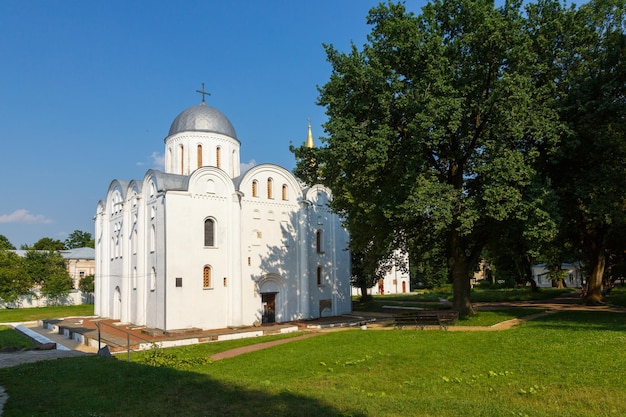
306 117 315 148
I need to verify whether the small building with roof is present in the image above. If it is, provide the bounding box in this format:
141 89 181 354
94 92 352 331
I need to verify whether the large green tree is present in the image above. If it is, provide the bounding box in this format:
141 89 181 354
0 249 31 305
547 0 626 304
64 230 94 249
22 237 66 251
294 0 560 315
0 235 16 250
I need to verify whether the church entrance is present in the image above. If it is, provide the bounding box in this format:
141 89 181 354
261 292 277 324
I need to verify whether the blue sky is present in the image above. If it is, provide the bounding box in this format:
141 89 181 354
0 1 426 248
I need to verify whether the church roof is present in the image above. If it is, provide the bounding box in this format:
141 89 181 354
167 103 238 139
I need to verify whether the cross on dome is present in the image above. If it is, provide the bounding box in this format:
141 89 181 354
195 82 211 104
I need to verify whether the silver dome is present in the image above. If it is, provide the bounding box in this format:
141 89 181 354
168 103 237 138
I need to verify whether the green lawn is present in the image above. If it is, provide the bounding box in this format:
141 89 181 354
0 304 94 323
353 287 575 313
607 284 626 307
0 325 36 350
0 310 624 417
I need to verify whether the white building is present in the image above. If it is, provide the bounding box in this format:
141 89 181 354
94 98 352 331
351 251 411 296
531 262 583 288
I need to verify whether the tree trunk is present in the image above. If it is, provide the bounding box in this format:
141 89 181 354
527 277 539 292
585 251 606 305
359 283 371 302
583 225 608 305
449 230 474 316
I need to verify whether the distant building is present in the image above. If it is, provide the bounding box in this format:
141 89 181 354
4 247 94 308
351 251 410 296
60 248 95 289
95 97 352 331
531 262 583 288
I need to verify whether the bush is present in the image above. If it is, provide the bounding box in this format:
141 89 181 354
476 277 516 290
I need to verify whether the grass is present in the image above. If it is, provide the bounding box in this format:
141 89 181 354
0 304 94 323
353 287 574 313
606 284 626 307
456 307 547 326
0 325 36 350
0 310 624 416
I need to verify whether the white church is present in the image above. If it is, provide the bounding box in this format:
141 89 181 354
94 93 352 331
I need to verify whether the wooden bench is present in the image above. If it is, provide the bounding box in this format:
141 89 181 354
392 310 459 330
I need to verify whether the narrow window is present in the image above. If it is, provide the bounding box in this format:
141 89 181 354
252 180 258 197
180 145 184 175
150 225 156 253
203 266 211 288
282 184 288 200
197 144 203 168
267 178 273 199
204 219 215 247
316 230 322 253
223 277 227 287
176 277 183 287
247 257 251 266
150 267 156 291
317 266 322 286
216 146 221 169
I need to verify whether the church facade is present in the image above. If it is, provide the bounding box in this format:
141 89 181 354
94 98 352 331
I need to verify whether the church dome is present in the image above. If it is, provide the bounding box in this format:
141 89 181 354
168 103 237 139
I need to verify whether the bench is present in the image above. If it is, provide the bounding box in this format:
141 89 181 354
392 310 459 330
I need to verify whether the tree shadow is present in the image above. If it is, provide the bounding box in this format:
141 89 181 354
252 204 351 323
0 356 366 417
522 310 626 332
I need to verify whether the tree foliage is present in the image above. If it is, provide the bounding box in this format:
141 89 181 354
23 237 66 251
79 274 95 294
0 235 15 250
0 249 31 305
543 0 626 304
65 230 94 249
294 0 561 315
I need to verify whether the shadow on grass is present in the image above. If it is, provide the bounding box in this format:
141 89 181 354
0 356 366 417
522 310 626 332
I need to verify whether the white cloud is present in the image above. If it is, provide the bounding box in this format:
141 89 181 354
136 152 165 170
240 159 257 174
0 209 53 224
150 152 165 170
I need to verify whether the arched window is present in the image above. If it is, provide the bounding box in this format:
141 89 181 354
267 178 273 199
150 267 156 291
316 230 323 253
180 145 184 175
216 146 221 169
282 184 288 200
252 180 258 197
317 266 322 286
204 218 215 247
203 266 211 289
197 144 203 168
206 179 215 194
150 225 156 252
